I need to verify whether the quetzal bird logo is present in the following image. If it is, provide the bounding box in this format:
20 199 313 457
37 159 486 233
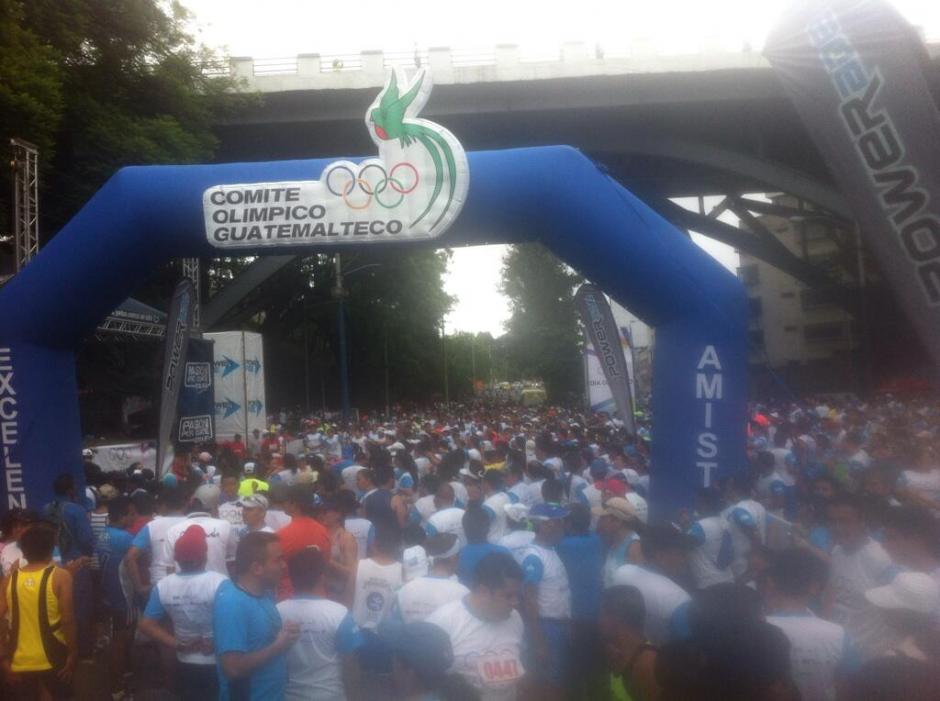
321 67 469 237
368 70 461 231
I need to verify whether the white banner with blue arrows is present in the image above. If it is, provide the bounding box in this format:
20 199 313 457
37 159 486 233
244 331 266 437
206 331 267 439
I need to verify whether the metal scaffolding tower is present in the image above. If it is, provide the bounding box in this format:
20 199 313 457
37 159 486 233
11 139 39 272
182 257 201 330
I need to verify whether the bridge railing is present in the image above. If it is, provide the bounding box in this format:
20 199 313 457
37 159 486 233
215 39 940 91
216 42 782 91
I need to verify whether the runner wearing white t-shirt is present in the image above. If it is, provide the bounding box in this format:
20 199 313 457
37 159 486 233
899 447 940 507
128 511 185 593
426 484 466 546
425 551 525 701
608 526 694 645
341 464 366 492
687 488 735 589
412 494 437 526
764 549 857 701
506 468 531 508
610 564 691 646
451 480 470 508
519 503 572 696
721 474 768 579
482 472 516 543
217 474 243 528
277 548 365 701
163 511 234 577
827 496 898 660
351 528 403 631
217 500 243 530
139 524 228 700
395 533 468 624
344 516 373 560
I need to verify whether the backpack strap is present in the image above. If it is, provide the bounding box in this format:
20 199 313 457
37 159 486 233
37 565 67 667
9 569 20 647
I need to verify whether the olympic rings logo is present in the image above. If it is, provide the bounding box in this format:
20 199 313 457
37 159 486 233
325 162 419 210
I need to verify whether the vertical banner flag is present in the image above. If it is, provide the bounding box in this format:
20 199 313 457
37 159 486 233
206 331 266 439
176 338 215 444
156 279 194 475
243 332 267 437
575 284 636 434
765 0 940 368
584 324 637 415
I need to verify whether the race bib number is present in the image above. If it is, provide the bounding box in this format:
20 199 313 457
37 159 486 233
475 653 524 687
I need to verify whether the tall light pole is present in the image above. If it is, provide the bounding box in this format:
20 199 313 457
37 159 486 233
333 257 383 421
384 321 390 419
441 322 449 406
333 254 350 421
470 333 476 384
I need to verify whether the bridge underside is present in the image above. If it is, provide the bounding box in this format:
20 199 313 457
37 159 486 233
206 70 871 323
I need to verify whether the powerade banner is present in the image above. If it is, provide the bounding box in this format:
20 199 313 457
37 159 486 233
575 284 636 434
584 329 636 415
765 0 940 368
206 331 267 439
177 337 215 444
156 279 194 475
203 68 469 249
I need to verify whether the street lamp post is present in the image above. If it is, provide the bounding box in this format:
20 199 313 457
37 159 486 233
441 322 449 407
333 256 384 422
333 254 351 421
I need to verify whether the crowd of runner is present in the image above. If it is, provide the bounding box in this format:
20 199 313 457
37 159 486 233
1 397 940 700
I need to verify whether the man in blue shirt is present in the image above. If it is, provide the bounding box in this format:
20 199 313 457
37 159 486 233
95 495 136 696
457 506 511 586
520 502 572 701
44 473 95 657
558 502 606 700
213 530 299 700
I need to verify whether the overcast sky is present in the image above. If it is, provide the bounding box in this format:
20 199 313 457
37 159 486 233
182 0 940 335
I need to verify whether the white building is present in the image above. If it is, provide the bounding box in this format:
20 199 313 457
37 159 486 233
737 196 859 371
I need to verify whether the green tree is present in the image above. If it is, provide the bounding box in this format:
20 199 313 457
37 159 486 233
500 243 583 401
0 0 63 234
208 249 455 411
5 0 247 236
443 331 498 401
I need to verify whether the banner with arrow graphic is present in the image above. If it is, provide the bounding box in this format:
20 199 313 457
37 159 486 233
244 331 267 437
206 331 266 439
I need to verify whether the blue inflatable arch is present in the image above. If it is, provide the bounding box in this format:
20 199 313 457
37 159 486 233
0 146 747 517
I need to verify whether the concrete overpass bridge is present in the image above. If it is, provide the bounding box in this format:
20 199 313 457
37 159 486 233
203 41 940 327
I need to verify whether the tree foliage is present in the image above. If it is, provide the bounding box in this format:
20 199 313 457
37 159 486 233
500 243 583 401
442 331 500 402
0 0 247 238
209 249 456 412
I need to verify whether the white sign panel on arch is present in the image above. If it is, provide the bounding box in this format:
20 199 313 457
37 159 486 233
203 68 469 249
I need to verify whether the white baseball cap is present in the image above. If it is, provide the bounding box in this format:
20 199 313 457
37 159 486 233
467 448 482 462
243 461 256 475
624 492 649 524
238 494 269 510
82 448 95 458
504 503 530 522
865 572 940 614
